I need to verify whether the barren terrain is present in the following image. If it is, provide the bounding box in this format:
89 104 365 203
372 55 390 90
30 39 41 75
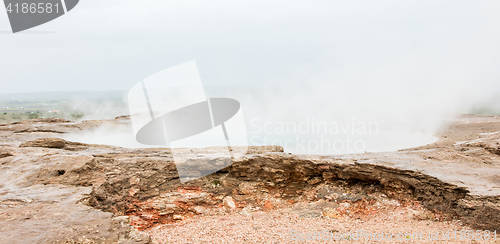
1 115 500 243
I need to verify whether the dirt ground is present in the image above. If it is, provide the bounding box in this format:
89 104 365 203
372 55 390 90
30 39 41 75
0 115 500 243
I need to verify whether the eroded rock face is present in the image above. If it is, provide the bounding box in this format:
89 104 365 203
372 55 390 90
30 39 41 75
0 185 152 244
19 138 88 150
0 149 13 158
1 115 500 242
35 151 494 231
460 132 500 156
11 118 74 124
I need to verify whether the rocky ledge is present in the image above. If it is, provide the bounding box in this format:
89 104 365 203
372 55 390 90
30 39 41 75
0 115 500 243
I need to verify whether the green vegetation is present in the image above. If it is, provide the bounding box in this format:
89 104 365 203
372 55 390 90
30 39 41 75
212 179 220 186
0 90 128 123
466 96 500 116
27 112 39 119
70 113 85 120
0 111 51 123
468 106 500 116
0 98 80 123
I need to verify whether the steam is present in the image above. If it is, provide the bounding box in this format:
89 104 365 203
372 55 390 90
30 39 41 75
6 0 499 154
63 122 147 149
66 91 129 121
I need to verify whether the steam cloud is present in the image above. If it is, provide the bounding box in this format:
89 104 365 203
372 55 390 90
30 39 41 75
3 0 498 154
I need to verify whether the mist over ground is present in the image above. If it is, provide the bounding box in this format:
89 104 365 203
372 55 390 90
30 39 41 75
1 0 500 154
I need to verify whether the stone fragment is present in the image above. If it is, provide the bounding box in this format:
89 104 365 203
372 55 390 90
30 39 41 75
263 201 274 210
322 208 338 218
307 177 322 185
223 196 236 209
0 149 13 158
129 176 141 185
193 206 207 215
238 182 256 195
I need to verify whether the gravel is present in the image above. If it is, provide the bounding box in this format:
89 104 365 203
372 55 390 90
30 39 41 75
146 203 499 244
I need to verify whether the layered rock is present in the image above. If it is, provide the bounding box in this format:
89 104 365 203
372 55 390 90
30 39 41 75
1 115 500 242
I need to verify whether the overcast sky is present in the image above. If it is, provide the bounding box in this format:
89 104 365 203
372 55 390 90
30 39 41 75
1 0 499 95
2 0 500 153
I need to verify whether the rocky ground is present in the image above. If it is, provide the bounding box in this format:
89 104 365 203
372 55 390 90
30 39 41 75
0 115 500 243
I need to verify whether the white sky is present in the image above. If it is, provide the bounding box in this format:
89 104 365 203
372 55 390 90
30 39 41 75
2 0 500 154
0 0 499 95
